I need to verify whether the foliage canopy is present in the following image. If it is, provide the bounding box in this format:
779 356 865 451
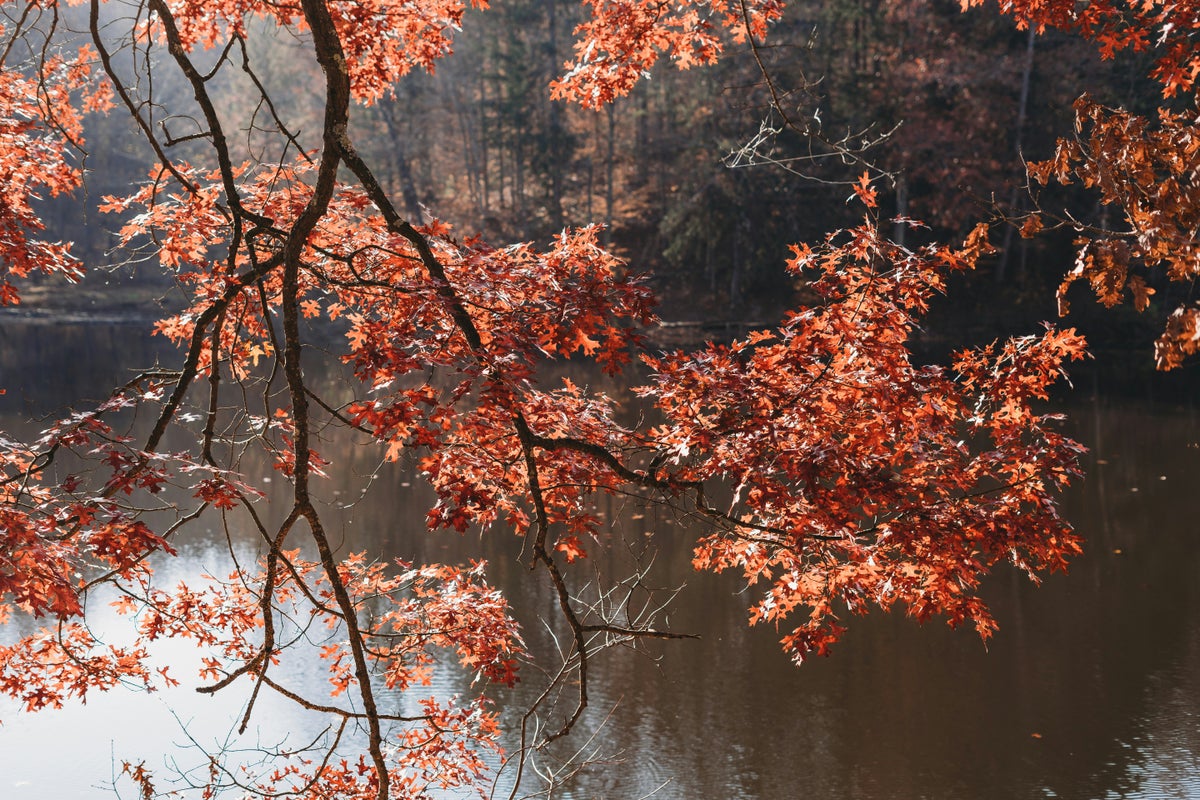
0 0 1188 795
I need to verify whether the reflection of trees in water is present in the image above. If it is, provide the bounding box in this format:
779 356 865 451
4 330 1200 799
0 322 175 418
1134 624 1200 799
340 386 1200 799
467 392 1200 800
983 397 1200 800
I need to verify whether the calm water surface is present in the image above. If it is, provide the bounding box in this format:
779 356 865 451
1 321 1199 799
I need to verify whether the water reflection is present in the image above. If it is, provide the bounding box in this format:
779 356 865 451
2 321 1200 799
0 319 178 419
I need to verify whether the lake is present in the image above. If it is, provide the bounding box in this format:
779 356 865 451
1 319 1199 799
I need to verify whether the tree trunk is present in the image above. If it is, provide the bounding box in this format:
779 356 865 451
604 102 615 247
379 100 423 220
997 25 1036 285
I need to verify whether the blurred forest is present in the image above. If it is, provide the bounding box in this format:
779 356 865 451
35 0 1169 359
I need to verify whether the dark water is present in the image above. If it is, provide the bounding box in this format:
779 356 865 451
2 320 1199 799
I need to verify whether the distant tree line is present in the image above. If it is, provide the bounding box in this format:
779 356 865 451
51 0 1157 337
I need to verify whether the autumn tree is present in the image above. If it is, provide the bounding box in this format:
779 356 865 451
957 0 1200 368
1035 114 1200 368
0 0 1103 798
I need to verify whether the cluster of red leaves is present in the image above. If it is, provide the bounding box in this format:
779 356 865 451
552 0 785 107
417 379 634 563
239 693 501 800
335 220 653 560
152 0 485 104
955 0 1200 368
1029 96 1200 368
962 0 1200 98
335 555 522 689
107 552 518 797
99 159 301 377
0 622 154 712
0 390 187 624
106 155 654 388
0 44 95 304
2 406 175 716
110 551 521 693
338 220 654 384
644 219 1086 661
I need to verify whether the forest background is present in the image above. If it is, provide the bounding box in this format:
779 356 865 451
25 0 1173 370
